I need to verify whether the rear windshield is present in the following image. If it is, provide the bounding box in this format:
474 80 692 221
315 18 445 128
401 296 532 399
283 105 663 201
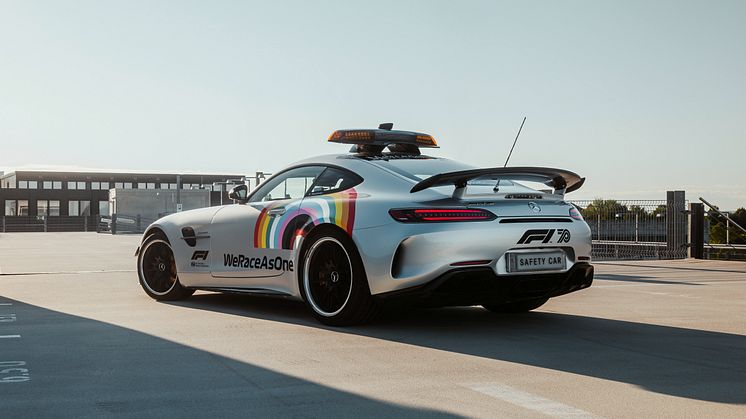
369 157 474 182
369 157 552 195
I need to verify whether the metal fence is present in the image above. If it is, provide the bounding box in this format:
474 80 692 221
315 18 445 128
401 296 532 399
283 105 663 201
0 214 157 234
98 214 158 234
701 206 746 261
1 216 101 232
570 199 688 261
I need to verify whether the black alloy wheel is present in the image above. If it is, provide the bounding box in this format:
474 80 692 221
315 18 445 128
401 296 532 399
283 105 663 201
300 228 379 326
138 233 194 301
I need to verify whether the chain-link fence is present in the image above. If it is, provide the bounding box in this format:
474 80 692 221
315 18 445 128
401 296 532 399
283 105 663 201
570 199 688 261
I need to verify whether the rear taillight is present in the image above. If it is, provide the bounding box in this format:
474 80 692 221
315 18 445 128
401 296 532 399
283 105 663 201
389 208 497 223
569 206 583 220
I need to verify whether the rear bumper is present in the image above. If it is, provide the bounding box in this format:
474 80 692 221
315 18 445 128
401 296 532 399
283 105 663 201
374 262 594 307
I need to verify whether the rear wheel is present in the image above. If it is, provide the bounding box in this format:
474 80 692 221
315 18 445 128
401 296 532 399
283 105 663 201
137 232 194 301
482 298 548 313
300 228 378 326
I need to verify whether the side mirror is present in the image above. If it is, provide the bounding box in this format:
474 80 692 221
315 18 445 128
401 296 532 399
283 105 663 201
228 184 249 204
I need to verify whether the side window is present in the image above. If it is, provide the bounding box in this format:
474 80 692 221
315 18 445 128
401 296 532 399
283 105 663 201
249 166 325 203
307 167 363 196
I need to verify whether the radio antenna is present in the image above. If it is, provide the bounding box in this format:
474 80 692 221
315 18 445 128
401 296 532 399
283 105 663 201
504 116 526 167
494 117 526 192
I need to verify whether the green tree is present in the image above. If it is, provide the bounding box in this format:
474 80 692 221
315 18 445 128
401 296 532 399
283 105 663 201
708 207 746 244
628 205 647 216
651 205 667 218
578 199 629 221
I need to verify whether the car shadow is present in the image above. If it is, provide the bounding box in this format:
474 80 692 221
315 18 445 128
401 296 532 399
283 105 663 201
1 297 459 418
594 273 703 285
170 293 746 405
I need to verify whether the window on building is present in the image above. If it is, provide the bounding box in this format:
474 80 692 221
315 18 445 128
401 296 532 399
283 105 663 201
98 201 110 216
137 183 146 189
43 181 53 189
91 182 100 190
49 200 60 216
37 200 48 216
18 180 28 189
69 201 80 216
4 200 16 216
67 181 76 190
147 183 155 189
80 201 91 216
78 181 86 190
53 181 62 189
18 200 29 216
28 181 38 189
114 182 124 189
124 183 133 189
100 182 109 190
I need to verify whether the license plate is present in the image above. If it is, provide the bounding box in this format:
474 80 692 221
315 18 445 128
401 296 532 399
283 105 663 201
507 251 566 273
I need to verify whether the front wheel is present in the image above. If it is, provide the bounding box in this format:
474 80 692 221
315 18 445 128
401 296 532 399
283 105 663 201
482 298 548 313
300 228 378 326
137 232 194 301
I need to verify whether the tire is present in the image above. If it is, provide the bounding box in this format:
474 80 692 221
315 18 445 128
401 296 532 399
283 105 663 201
300 227 379 326
137 232 194 301
482 298 548 313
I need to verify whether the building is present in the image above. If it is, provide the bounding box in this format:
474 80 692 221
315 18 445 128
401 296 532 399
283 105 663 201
0 168 247 232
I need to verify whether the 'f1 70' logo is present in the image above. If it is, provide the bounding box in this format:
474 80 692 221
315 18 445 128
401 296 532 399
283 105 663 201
191 250 209 260
517 229 571 244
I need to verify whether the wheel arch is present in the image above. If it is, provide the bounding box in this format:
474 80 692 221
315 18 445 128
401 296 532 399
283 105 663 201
295 222 360 300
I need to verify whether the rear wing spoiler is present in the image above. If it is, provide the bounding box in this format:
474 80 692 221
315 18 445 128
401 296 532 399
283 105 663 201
410 166 585 197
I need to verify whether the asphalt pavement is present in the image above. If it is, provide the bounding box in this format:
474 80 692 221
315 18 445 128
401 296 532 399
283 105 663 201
0 232 744 418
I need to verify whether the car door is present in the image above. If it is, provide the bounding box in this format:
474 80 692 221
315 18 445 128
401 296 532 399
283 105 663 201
209 166 324 289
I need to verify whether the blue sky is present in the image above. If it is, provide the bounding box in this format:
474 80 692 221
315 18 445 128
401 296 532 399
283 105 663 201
1 1 744 208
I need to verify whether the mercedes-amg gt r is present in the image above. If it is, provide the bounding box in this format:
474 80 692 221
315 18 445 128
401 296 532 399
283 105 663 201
136 125 593 325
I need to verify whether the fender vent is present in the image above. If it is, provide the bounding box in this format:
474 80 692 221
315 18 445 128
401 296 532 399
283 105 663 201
181 227 197 247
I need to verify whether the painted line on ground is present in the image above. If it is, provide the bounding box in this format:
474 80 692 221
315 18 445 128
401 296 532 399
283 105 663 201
467 383 600 419
0 303 12 306
0 335 21 339
0 269 135 276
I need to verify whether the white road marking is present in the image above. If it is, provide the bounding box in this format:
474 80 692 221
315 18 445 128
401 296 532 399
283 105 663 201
0 314 17 322
0 335 21 339
0 303 12 306
0 269 134 276
468 383 600 419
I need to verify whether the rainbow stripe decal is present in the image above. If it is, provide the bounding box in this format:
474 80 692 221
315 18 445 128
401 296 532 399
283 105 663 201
253 189 358 249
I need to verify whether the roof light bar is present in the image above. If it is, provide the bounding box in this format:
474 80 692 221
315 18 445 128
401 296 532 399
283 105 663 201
328 127 439 149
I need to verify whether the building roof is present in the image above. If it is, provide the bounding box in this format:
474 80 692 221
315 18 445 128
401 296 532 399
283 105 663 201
0 165 245 179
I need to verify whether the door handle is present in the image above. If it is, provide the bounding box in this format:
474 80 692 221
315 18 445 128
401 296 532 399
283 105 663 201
268 207 286 216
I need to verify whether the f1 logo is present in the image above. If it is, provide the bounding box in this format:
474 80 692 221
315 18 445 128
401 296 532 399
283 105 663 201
517 229 571 244
191 250 209 260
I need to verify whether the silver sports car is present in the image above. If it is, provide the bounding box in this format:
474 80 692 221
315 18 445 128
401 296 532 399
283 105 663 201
136 125 593 326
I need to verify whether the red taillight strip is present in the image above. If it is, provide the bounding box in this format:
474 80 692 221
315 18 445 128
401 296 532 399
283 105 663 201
389 208 497 222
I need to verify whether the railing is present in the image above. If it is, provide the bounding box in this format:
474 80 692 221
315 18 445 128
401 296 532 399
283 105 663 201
1 216 101 232
699 198 746 261
570 199 688 261
0 214 158 234
98 214 159 234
